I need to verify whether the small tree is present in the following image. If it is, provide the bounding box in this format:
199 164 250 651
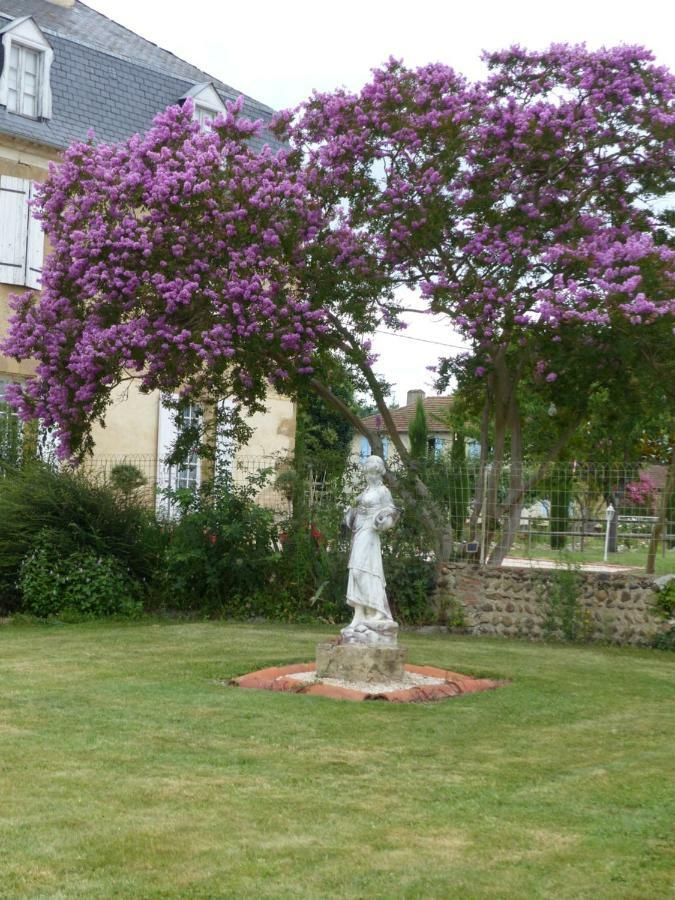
408 397 428 460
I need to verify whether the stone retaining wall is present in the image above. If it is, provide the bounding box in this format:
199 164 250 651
434 563 664 645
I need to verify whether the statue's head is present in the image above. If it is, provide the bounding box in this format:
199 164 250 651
363 455 385 481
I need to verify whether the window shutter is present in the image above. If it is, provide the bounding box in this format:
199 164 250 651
0 176 29 285
25 182 44 289
359 436 370 459
382 437 390 460
215 397 235 478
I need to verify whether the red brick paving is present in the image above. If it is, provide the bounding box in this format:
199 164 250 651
230 662 504 703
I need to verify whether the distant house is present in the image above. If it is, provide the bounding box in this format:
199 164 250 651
0 0 295 487
352 389 479 462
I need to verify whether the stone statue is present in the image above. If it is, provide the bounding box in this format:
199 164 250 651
341 455 401 646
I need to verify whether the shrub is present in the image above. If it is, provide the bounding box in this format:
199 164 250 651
0 462 163 611
19 533 141 619
161 472 279 613
383 551 436 624
652 579 675 651
542 565 591 642
109 463 147 497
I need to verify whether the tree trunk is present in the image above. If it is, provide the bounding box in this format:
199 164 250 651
483 352 519 565
646 444 675 575
550 468 572 550
487 378 524 566
468 396 491 542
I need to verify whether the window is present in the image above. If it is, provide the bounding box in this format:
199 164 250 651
428 436 445 459
156 396 202 517
194 104 216 128
0 17 53 120
466 439 480 459
0 379 22 465
175 402 201 490
7 43 41 117
0 177 44 288
359 436 389 460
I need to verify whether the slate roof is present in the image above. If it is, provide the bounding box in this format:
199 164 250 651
0 0 281 152
361 396 454 434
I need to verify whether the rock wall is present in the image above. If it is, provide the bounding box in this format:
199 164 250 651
434 563 664 645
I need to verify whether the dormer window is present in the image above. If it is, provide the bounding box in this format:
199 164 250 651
0 17 53 120
180 82 226 129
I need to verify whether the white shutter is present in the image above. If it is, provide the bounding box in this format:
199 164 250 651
25 182 44 289
0 176 29 286
156 395 178 518
215 397 235 478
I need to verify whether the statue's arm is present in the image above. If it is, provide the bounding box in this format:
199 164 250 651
374 488 400 531
343 506 357 531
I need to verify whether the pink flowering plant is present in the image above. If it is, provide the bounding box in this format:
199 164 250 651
2 100 335 459
274 45 674 561
624 473 658 507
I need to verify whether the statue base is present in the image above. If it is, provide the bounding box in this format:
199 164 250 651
340 618 399 646
316 642 407 683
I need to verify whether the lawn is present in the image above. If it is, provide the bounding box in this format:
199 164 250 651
1 621 673 899
508 540 675 575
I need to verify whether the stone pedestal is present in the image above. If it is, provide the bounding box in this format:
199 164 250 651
316 642 406 683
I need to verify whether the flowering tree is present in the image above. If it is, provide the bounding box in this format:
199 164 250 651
1 100 333 458
3 46 674 564
277 45 675 562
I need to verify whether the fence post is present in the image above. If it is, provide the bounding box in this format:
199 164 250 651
479 463 491 565
603 503 615 563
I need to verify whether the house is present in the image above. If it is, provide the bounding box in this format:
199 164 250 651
0 0 296 495
352 389 479 462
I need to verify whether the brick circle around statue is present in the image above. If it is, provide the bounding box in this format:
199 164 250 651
230 661 505 703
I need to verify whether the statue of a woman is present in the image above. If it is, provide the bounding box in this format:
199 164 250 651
341 455 400 646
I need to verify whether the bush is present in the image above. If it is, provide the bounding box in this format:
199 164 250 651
19 533 141 619
651 579 675 651
161 472 279 613
109 463 147 497
381 505 437 625
0 462 163 611
541 565 592 642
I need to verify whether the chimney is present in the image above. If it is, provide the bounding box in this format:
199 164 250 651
406 389 425 407
45 0 75 7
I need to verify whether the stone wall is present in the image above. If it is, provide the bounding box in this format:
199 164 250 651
434 563 664 645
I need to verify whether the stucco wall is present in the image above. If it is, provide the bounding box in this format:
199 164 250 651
237 390 296 460
434 562 664 646
88 386 296 464
89 384 160 459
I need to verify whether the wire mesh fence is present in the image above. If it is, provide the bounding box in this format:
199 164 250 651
418 458 674 570
81 453 295 519
10 449 675 573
